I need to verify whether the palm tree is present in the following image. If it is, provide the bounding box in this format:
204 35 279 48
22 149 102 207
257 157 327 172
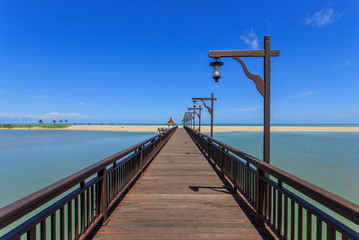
38 119 43 126
59 120 63 124
53 120 56 125
65 120 68 124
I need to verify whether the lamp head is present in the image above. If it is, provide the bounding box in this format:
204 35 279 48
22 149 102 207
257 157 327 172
210 59 223 83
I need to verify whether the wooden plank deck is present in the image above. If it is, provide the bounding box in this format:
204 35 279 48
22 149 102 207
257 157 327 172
93 128 278 239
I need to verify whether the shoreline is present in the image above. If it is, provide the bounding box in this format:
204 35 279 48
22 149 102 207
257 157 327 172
1 125 359 133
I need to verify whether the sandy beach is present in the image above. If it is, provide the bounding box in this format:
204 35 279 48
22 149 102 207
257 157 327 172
4 125 358 133
65 125 359 133
201 125 359 133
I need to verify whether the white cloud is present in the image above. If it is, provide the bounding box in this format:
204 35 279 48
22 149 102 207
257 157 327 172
240 29 259 49
0 113 43 119
287 90 323 99
0 90 12 95
43 112 81 118
235 106 262 112
305 8 340 27
343 61 350 67
27 94 51 99
66 99 85 105
222 106 262 113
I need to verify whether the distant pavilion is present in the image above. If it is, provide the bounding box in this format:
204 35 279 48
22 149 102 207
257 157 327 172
166 117 176 128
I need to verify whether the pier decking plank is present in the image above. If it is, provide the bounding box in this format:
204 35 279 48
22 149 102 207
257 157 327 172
94 128 277 239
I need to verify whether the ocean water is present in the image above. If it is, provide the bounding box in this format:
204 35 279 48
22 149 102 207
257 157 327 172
0 130 156 208
214 131 359 205
0 130 358 237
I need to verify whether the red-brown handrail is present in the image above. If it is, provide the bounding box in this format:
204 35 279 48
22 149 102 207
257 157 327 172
185 126 359 239
0 126 177 239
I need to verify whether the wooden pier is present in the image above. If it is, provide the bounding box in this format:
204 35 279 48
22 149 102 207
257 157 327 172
93 128 277 239
1 126 358 240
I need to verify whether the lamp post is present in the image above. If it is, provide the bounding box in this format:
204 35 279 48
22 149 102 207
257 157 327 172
192 93 217 137
185 111 195 129
208 35 280 223
188 106 203 132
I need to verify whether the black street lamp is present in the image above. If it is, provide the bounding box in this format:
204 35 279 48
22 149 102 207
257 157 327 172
192 93 217 137
188 106 203 132
208 35 280 165
209 35 280 224
209 59 223 82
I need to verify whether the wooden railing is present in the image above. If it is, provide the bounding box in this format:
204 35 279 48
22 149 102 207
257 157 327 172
185 126 359 240
0 126 177 240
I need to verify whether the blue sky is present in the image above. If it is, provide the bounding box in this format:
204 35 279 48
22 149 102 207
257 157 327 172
0 0 358 124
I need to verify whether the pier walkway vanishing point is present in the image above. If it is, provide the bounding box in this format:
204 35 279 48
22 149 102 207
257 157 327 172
93 128 277 239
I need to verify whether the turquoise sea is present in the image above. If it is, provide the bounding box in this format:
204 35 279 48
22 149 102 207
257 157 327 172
214 131 359 205
0 129 358 206
0 130 156 208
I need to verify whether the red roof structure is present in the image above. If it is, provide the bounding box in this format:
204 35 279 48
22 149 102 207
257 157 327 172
166 117 176 125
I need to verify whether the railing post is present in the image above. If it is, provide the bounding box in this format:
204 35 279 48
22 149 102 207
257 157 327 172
140 146 143 174
207 139 211 159
220 146 224 176
80 181 85 234
256 168 266 225
97 168 107 225
278 180 282 234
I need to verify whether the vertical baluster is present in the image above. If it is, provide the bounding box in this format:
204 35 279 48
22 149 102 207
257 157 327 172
327 225 335 240
51 213 56 240
91 186 94 222
306 211 312 240
86 188 90 228
277 181 282 235
249 170 252 201
255 170 260 221
283 195 288 239
80 181 85 234
290 200 295 240
220 146 224 174
119 165 122 190
273 187 276 227
75 197 79 240
40 220 46 240
298 205 303 240
116 167 119 193
268 185 272 222
106 173 109 204
113 162 117 196
317 217 322 240
229 158 234 181
98 168 107 223
27 227 36 240
108 171 111 202
68 201 72 240
238 162 241 192
239 162 242 191
140 146 143 174
246 162 249 196
252 172 256 201
60 207 65 240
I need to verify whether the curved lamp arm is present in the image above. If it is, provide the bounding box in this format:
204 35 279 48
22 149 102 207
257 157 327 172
233 57 265 97
200 100 212 115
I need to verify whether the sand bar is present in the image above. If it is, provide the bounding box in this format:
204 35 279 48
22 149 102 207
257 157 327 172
201 125 359 133
2 125 359 133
